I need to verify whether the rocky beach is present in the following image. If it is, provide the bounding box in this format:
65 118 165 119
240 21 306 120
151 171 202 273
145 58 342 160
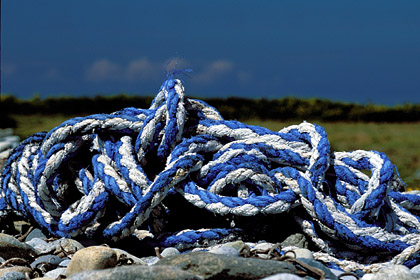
1 224 420 279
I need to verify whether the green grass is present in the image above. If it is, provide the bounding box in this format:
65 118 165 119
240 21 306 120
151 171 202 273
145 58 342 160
11 114 87 138
11 114 420 189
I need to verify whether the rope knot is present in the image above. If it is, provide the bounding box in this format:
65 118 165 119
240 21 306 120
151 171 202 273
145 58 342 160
1 78 420 273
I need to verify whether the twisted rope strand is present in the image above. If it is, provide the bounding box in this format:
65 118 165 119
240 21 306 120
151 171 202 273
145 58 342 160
1 78 419 273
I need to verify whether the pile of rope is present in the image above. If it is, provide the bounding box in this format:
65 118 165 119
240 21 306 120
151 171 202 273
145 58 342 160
2 78 420 273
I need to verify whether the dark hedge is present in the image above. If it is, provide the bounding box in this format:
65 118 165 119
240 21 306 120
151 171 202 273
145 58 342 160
2 94 420 122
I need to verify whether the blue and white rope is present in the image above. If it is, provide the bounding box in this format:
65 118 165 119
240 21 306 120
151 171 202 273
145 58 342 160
1 78 420 273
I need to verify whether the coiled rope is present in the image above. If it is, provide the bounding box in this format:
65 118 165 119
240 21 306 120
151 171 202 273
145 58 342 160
1 78 420 273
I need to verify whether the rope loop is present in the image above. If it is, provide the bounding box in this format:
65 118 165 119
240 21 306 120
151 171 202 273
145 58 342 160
1 78 419 272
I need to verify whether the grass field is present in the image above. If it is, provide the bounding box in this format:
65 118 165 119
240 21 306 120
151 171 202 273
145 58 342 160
11 114 420 190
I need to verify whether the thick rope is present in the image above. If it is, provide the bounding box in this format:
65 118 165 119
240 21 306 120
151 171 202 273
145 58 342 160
1 78 420 273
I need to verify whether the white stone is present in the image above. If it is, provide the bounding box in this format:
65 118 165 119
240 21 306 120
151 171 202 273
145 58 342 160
261 273 303 280
210 245 240 257
44 268 67 279
160 247 180 257
251 242 274 252
360 274 374 280
371 264 414 280
284 248 314 260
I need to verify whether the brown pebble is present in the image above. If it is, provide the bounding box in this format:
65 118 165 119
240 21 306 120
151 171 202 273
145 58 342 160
0 265 32 277
66 246 117 277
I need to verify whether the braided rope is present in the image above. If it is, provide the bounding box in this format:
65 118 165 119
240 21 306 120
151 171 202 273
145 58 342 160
1 78 420 273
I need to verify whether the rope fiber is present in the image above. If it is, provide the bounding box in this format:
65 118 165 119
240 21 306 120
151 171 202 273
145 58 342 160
2 78 420 273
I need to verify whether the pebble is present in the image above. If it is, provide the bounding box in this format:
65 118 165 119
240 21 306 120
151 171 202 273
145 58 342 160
0 233 37 260
412 264 420 274
66 245 118 277
209 245 241 257
252 242 274 252
27 237 85 256
222 240 246 252
261 273 304 280
67 265 202 280
361 274 374 280
0 271 26 280
0 266 32 277
51 238 85 256
112 248 146 265
296 258 338 280
0 224 417 279
370 264 420 280
44 267 67 279
331 268 359 280
281 233 308 249
25 228 47 242
250 242 277 259
59 258 71 267
31 254 62 269
196 240 245 257
284 248 314 260
160 247 181 257
141 256 160 266
25 238 50 254
158 251 299 279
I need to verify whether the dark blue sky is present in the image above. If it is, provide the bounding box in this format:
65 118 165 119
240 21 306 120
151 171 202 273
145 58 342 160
2 1 420 104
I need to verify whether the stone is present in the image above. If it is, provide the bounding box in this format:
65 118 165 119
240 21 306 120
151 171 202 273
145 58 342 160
160 247 181 258
252 242 274 252
0 233 37 260
412 264 420 274
360 274 374 280
209 241 245 257
112 248 146 265
295 258 338 280
371 264 417 280
67 265 202 280
284 248 314 260
221 241 246 252
25 228 47 242
261 273 303 280
29 238 85 256
31 254 62 269
25 238 50 254
140 256 160 266
157 251 299 279
209 245 240 257
0 271 26 280
52 238 85 257
133 229 154 240
59 258 71 267
44 267 67 279
250 242 278 259
66 246 118 277
330 268 359 280
0 266 32 277
281 233 308 248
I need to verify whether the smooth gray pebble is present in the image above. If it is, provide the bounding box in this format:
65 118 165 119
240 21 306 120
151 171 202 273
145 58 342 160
0 271 26 280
